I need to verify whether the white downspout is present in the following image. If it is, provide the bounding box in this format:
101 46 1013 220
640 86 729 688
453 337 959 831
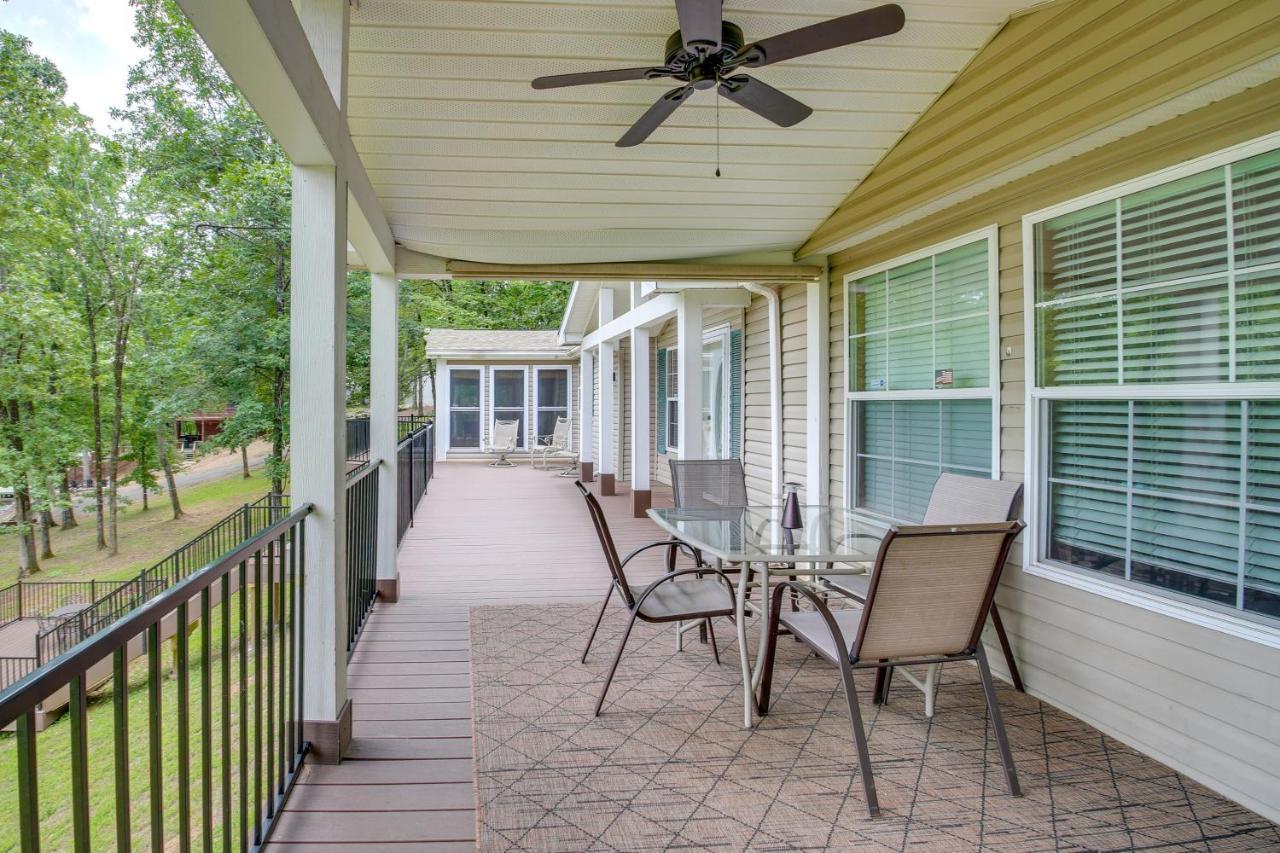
742 282 782 500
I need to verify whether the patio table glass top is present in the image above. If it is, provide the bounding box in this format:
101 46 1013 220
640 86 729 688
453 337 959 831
648 505 892 565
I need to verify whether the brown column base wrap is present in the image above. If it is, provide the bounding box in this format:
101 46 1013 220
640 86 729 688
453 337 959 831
376 575 400 603
580 461 594 482
303 697 352 764
599 473 615 496
632 489 652 518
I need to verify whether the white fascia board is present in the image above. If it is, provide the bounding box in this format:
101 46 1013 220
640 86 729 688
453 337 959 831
177 0 395 274
425 351 577 361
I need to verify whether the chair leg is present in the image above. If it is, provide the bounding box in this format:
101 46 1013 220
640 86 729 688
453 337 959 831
595 608 641 717
975 645 1021 797
582 582 614 664
705 618 720 665
989 603 1024 692
873 665 893 705
836 660 880 818
923 663 939 718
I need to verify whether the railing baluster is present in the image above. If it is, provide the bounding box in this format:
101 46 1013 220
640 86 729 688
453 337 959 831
177 602 192 851
17 711 39 852
265 535 277 818
221 574 232 853
253 549 264 845
287 523 298 771
148 622 164 850
277 530 288 795
113 648 131 852
238 558 249 853
69 674 91 851
201 588 213 853
297 522 305 760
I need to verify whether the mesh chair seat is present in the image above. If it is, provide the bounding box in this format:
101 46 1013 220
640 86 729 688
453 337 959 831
823 572 869 601
778 608 860 664
632 578 735 621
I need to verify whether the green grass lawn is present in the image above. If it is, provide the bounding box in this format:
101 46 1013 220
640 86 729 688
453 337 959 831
2 472 273 587
0 578 297 850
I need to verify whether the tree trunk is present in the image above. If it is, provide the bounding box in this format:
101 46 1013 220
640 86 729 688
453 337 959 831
157 421 183 519
15 489 40 577
38 509 55 559
141 485 149 511
241 444 250 478
87 308 107 550
270 248 288 497
59 474 77 529
107 329 128 557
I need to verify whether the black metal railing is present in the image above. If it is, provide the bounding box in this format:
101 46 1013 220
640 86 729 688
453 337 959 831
0 656 35 689
398 414 432 441
346 416 370 462
33 495 291 664
345 462 379 651
397 421 434 544
0 580 130 629
0 505 312 850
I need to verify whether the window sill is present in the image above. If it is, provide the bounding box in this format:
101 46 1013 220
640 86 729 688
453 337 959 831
1023 560 1280 651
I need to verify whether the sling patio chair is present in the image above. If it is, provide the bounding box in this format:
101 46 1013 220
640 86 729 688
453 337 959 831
575 481 737 716
530 415 575 474
759 519 1026 818
487 418 519 468
821 473 1026 716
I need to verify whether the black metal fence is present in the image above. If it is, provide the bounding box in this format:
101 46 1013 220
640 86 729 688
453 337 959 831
0 580 130 629
398 414 432 441
0 656 35 689
345 462 379 651
0 506 313 851
33 496 291 665
397 421 434 544
346 416 370 462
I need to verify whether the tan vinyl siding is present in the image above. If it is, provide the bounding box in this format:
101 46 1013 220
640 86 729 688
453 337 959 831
802 0 1280 256
743 295 772 505
824 79 1280 822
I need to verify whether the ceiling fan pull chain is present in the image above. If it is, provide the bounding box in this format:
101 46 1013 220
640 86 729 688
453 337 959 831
715 89 721 177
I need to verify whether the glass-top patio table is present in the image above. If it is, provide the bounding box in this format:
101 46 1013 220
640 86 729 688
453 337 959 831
648 505 892 728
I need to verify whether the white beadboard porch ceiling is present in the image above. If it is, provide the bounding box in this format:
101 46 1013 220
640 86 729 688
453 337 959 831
347 0 1036 265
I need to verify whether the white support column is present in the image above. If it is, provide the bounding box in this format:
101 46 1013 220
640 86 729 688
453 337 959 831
597 288 616 494
370 271 399 601
291 0 351 764
578 349 595 481
598 339 616 495
434 361 449 460
630 327 651 517
676 293 704 460
805 275 830 504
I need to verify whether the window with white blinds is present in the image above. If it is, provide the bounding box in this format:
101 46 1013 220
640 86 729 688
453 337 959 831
845 231 998 521
1030 142 1280 621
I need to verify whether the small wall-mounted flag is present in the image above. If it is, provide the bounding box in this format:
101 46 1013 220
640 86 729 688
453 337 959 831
935 368 954 388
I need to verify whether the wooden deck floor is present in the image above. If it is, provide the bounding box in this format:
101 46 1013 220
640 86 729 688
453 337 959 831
268 462 672 849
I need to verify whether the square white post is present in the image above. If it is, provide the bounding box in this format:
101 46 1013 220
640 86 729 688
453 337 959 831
630 326 651 516
578 349 594 481
676 294 704 460
370 271 400 600
434 360 449 460
598 339 616 495
292 0 351 764
805 276 830 504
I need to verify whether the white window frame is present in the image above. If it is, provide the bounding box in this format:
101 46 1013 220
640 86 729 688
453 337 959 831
532 366 572 451
488 365 529 451
445 364 485 452
1022 130 1280 649
664 346 680 454
703 324 733 460
842 226 1002 521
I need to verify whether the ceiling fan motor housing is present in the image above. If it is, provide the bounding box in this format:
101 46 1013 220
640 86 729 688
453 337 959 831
664 21 745 74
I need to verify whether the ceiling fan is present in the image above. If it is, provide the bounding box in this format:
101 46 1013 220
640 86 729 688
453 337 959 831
530 2 906 147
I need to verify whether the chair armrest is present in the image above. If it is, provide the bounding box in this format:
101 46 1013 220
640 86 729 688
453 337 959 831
619 538 704 569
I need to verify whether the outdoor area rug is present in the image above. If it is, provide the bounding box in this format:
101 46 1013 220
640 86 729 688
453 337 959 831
471 604 1279 851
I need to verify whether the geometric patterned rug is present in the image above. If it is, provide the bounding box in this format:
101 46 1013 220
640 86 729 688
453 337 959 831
471 605 1280 851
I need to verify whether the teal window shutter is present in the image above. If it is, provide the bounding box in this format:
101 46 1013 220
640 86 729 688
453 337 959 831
730 330 743 458
656 348 667 454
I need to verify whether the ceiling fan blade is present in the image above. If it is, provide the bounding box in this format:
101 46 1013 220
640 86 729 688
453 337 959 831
733 3 905 68
617 85 695 147
675 0 723 53
718 75 812 127
532 66 674 90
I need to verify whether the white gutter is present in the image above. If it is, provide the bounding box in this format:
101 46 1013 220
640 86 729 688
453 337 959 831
742 282 782 500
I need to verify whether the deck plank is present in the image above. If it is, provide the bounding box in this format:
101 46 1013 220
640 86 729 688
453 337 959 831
268 463 671 850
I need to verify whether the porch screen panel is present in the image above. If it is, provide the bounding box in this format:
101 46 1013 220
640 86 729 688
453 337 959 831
1033 143 1280 620
449 369 481 448
535 369 570 444
847 235 996 520
492 369 526 447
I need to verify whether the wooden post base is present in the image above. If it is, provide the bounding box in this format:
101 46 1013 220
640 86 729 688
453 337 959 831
376 575 400 603
580 461 594 482
599 473 615 496
632 489 652 518
303 698 353 764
